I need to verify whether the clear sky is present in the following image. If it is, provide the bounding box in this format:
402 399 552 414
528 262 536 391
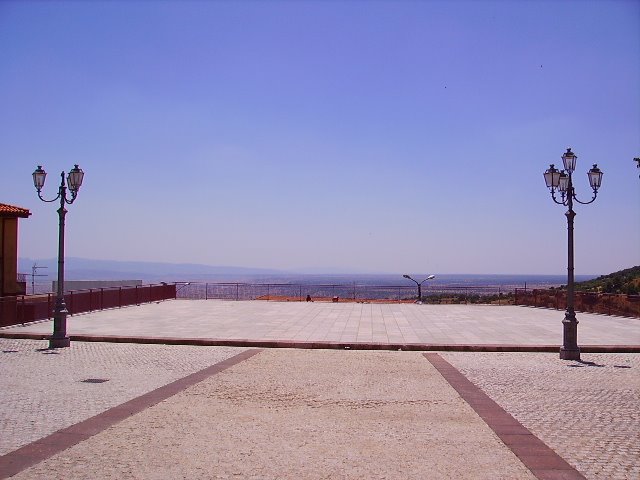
1 0 639 275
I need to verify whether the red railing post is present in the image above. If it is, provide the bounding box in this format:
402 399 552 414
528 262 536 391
19 295 24 324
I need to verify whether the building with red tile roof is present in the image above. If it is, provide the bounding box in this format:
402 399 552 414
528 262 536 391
1 203 31 297
0 203 31 218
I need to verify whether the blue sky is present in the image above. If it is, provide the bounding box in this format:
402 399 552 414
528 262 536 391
1 0 639 275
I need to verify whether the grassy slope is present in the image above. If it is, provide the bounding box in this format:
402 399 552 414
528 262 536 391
574 266 640 295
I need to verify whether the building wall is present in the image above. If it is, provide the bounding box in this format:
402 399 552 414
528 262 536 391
1 217 22 296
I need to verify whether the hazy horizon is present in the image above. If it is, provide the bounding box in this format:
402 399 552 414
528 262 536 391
17 256 609 278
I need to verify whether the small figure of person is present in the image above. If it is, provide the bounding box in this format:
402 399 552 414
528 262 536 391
306 294 312 302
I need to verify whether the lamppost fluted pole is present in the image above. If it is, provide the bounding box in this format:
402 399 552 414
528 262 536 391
32 165 85 349
402 274 435 303
563 173 578 358
544 148 602 361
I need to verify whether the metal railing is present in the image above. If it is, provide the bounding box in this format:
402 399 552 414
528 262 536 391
0 283 176 328
514 288 640 318
175 282 514 303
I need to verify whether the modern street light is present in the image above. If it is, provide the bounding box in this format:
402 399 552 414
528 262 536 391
543 148 602 361
402 274 436 304
32 164 85 348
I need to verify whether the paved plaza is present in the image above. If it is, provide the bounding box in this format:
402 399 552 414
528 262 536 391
0 301 638 479
2 300 639 348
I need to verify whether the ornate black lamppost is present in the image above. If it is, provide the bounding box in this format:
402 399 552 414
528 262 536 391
544 148 602 360
634 157 639 178
32 165 85 348
402 274 435 304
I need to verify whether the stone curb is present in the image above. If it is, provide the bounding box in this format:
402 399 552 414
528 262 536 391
0 332 638 353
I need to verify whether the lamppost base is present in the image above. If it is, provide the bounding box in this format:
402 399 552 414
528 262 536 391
559 346 580 361
49 337 71 349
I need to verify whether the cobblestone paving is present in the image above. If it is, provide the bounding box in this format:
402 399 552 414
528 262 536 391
443 352 640 480
0 338 246 456
10 350 536 480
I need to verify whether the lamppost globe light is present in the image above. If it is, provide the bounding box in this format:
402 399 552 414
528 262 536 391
588 164 603 191
558 171 569 193
562 147 577 173
67 164 84 192
543 164 560 189
32 165 47 191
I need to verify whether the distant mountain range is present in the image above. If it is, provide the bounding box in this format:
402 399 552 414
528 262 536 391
18 257 607 284
18 257 290 281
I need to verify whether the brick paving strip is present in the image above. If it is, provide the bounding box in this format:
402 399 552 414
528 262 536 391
425 353 586 480
0 349 262 479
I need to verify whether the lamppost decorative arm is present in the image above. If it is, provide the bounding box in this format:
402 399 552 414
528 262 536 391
544 161 602 206
402 274 419 286
33 166 61 203
573 164 602 205
544 164 567 206
32 165 84 205
403 274 436 286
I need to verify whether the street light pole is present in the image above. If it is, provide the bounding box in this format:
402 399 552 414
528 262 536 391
402 274 435 304
32 165 85 349
544 148 602 361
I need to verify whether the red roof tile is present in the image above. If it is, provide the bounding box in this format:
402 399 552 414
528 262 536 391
0 203 31 218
